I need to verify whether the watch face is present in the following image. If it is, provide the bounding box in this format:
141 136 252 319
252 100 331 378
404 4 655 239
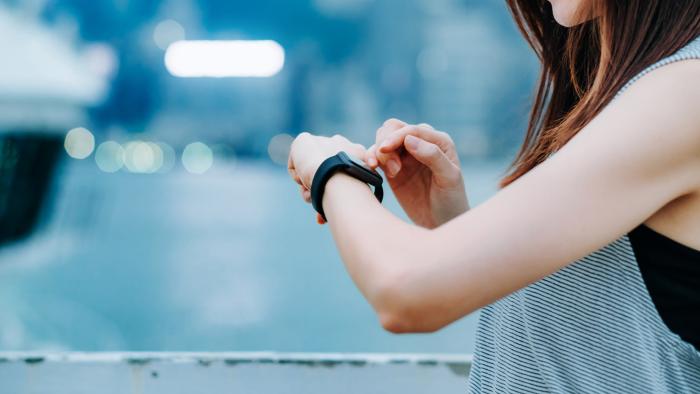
338 151 383 185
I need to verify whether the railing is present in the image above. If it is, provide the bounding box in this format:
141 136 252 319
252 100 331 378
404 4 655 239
0 352 472 393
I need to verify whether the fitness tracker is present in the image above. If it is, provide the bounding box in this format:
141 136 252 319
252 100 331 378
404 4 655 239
310 151 384 221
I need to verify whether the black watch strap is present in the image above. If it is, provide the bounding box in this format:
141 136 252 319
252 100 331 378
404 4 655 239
310 151 383 221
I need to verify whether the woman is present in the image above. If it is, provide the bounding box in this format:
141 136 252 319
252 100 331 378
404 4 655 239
287 1 700 392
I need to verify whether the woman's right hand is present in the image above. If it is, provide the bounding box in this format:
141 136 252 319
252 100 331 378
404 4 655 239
365 119 469 229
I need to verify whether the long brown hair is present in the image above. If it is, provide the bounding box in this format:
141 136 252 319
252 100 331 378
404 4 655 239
501 0 700 187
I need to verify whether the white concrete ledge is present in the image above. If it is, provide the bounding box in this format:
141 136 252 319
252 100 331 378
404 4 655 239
0 352 472 394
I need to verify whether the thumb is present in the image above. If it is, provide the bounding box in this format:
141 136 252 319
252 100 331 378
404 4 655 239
404 135 459 180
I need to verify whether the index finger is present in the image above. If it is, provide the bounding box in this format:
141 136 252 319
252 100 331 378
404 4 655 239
373 119 407 166
378 124 452 154
375 118 407 146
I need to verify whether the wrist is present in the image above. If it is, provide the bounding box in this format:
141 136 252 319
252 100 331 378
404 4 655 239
311 152 384 221
325 171 371 190
322 173 375 221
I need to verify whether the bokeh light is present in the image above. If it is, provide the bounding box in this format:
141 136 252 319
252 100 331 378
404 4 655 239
94 141 125 173
64 127 95 159
182 142 214 174
267 133 294 165
153 19 185 50
156 142 176 173
164 40 285 78
124 141 161 173
147 142 164 173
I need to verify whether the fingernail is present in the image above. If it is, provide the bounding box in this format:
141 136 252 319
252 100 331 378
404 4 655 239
369 157 378 167
380 139 392 151
387 159 400 177
404 135 419 150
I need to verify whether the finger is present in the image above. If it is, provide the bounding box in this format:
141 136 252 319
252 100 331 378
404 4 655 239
379 125 453 155
374 128 403 177
288 163 303 186
373 151 401 178
378 118 408 140
374 119 407 150
382 153 402 178
301 186 312 203
403 135 460 182
373 141 400 164
288 133 309 186
288 132 309 170
364 145 379 169
375 119 417 178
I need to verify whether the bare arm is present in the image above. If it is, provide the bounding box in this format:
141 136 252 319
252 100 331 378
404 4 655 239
290 60 700 333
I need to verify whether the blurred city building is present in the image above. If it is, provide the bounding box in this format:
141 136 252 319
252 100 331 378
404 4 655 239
29 0 537 158
0 0 537 354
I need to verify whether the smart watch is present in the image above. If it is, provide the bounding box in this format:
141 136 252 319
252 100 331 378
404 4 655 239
310 151 384 221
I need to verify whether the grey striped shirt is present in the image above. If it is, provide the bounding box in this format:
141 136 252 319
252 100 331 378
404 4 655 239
467 36 700 393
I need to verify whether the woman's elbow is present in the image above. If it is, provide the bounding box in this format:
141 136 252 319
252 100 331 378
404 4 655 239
378 307 448 333
371 269 445 334
378 311 413 334
378 311 444 334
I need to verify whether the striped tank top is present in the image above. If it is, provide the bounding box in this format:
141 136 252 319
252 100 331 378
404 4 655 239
467 36 700 393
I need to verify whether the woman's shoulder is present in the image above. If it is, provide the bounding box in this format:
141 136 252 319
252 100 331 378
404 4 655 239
616 36 700 104
647 57 700 83
578 55 700 191
615 58 700 145
617 36 700 90
645 58 700 104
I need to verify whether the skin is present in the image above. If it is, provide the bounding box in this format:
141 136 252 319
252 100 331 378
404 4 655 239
548 0 594 27
287 64 700 333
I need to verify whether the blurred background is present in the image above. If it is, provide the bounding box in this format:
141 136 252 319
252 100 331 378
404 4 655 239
0 0 538 353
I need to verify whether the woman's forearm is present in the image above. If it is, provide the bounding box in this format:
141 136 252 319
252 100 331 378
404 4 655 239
322 172 432 330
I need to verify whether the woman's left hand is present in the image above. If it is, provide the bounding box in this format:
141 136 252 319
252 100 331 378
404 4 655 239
288 132 368 224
